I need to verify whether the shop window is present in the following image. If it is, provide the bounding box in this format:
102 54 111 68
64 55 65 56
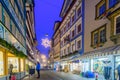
91 24 106 48
72 30 75 38
115 56 120 80
96 0 106 18
0 51 4 75
93 58 112 78
77 40 81 49
8 57 19 72
77 7 81 16
77 24 81 33
20 59 24 72
116 16 120 34
109 0 118 8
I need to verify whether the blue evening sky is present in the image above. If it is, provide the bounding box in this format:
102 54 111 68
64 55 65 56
35 0 64 57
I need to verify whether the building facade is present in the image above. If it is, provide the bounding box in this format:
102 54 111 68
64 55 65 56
25 0 37 70
80 0 120 79
48 39 54 69
53 21 61 71
0 0 27 79
59 0 84 72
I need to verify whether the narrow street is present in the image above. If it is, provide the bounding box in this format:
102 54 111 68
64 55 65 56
23 70 95 80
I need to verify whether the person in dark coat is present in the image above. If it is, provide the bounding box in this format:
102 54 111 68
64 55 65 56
36 62 41 78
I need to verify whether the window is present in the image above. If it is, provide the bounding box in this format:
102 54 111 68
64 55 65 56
94 32 99 45
72 15 75 23
99 3 106 16
116 16 120 34
72 44 75 52
77 24 81 33
12 23 16 35
64 27 66 32
2 8 5 24
10 0 14 7
10 20 12 32
64 49 66 55
77 40 81 49
96 0 106 18
61 29 63 35
15 3 18 16
109 0 118 8
0 25 4 39
72 30 75 38
0 51 4 75
5 12 10 30
20 59 24 72
8 57 19 72
77 7 81 16
68 46 70 53
67 34 70 41
91 24 106 47
68 21 70 28
100 29 106 43
0 4 2 21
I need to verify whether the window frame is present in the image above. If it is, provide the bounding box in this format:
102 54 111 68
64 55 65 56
95 0 106 19
91 24 106 48
77 40 81 50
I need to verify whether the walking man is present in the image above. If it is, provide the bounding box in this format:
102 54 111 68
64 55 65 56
36 62 40 79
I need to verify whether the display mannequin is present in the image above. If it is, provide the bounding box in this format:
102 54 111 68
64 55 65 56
103 61 111 80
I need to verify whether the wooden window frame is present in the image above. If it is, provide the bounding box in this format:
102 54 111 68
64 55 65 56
91 24 106 48
95 0 106 19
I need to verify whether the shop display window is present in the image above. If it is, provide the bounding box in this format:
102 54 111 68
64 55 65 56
115 56 120 80
82 60 89 72
93 58 112 80
8 57 19 72
0 51 4 75
20 59 24 72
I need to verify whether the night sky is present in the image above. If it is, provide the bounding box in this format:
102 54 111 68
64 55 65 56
34 0 64 57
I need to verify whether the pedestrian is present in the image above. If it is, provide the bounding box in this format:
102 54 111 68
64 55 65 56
36 62 41 79
9 63 13 79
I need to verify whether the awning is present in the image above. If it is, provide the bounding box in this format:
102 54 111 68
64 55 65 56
82 45 120 58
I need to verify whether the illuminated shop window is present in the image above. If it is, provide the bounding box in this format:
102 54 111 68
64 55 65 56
0 51 4 75
8 57 19 72
20 59 24 72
